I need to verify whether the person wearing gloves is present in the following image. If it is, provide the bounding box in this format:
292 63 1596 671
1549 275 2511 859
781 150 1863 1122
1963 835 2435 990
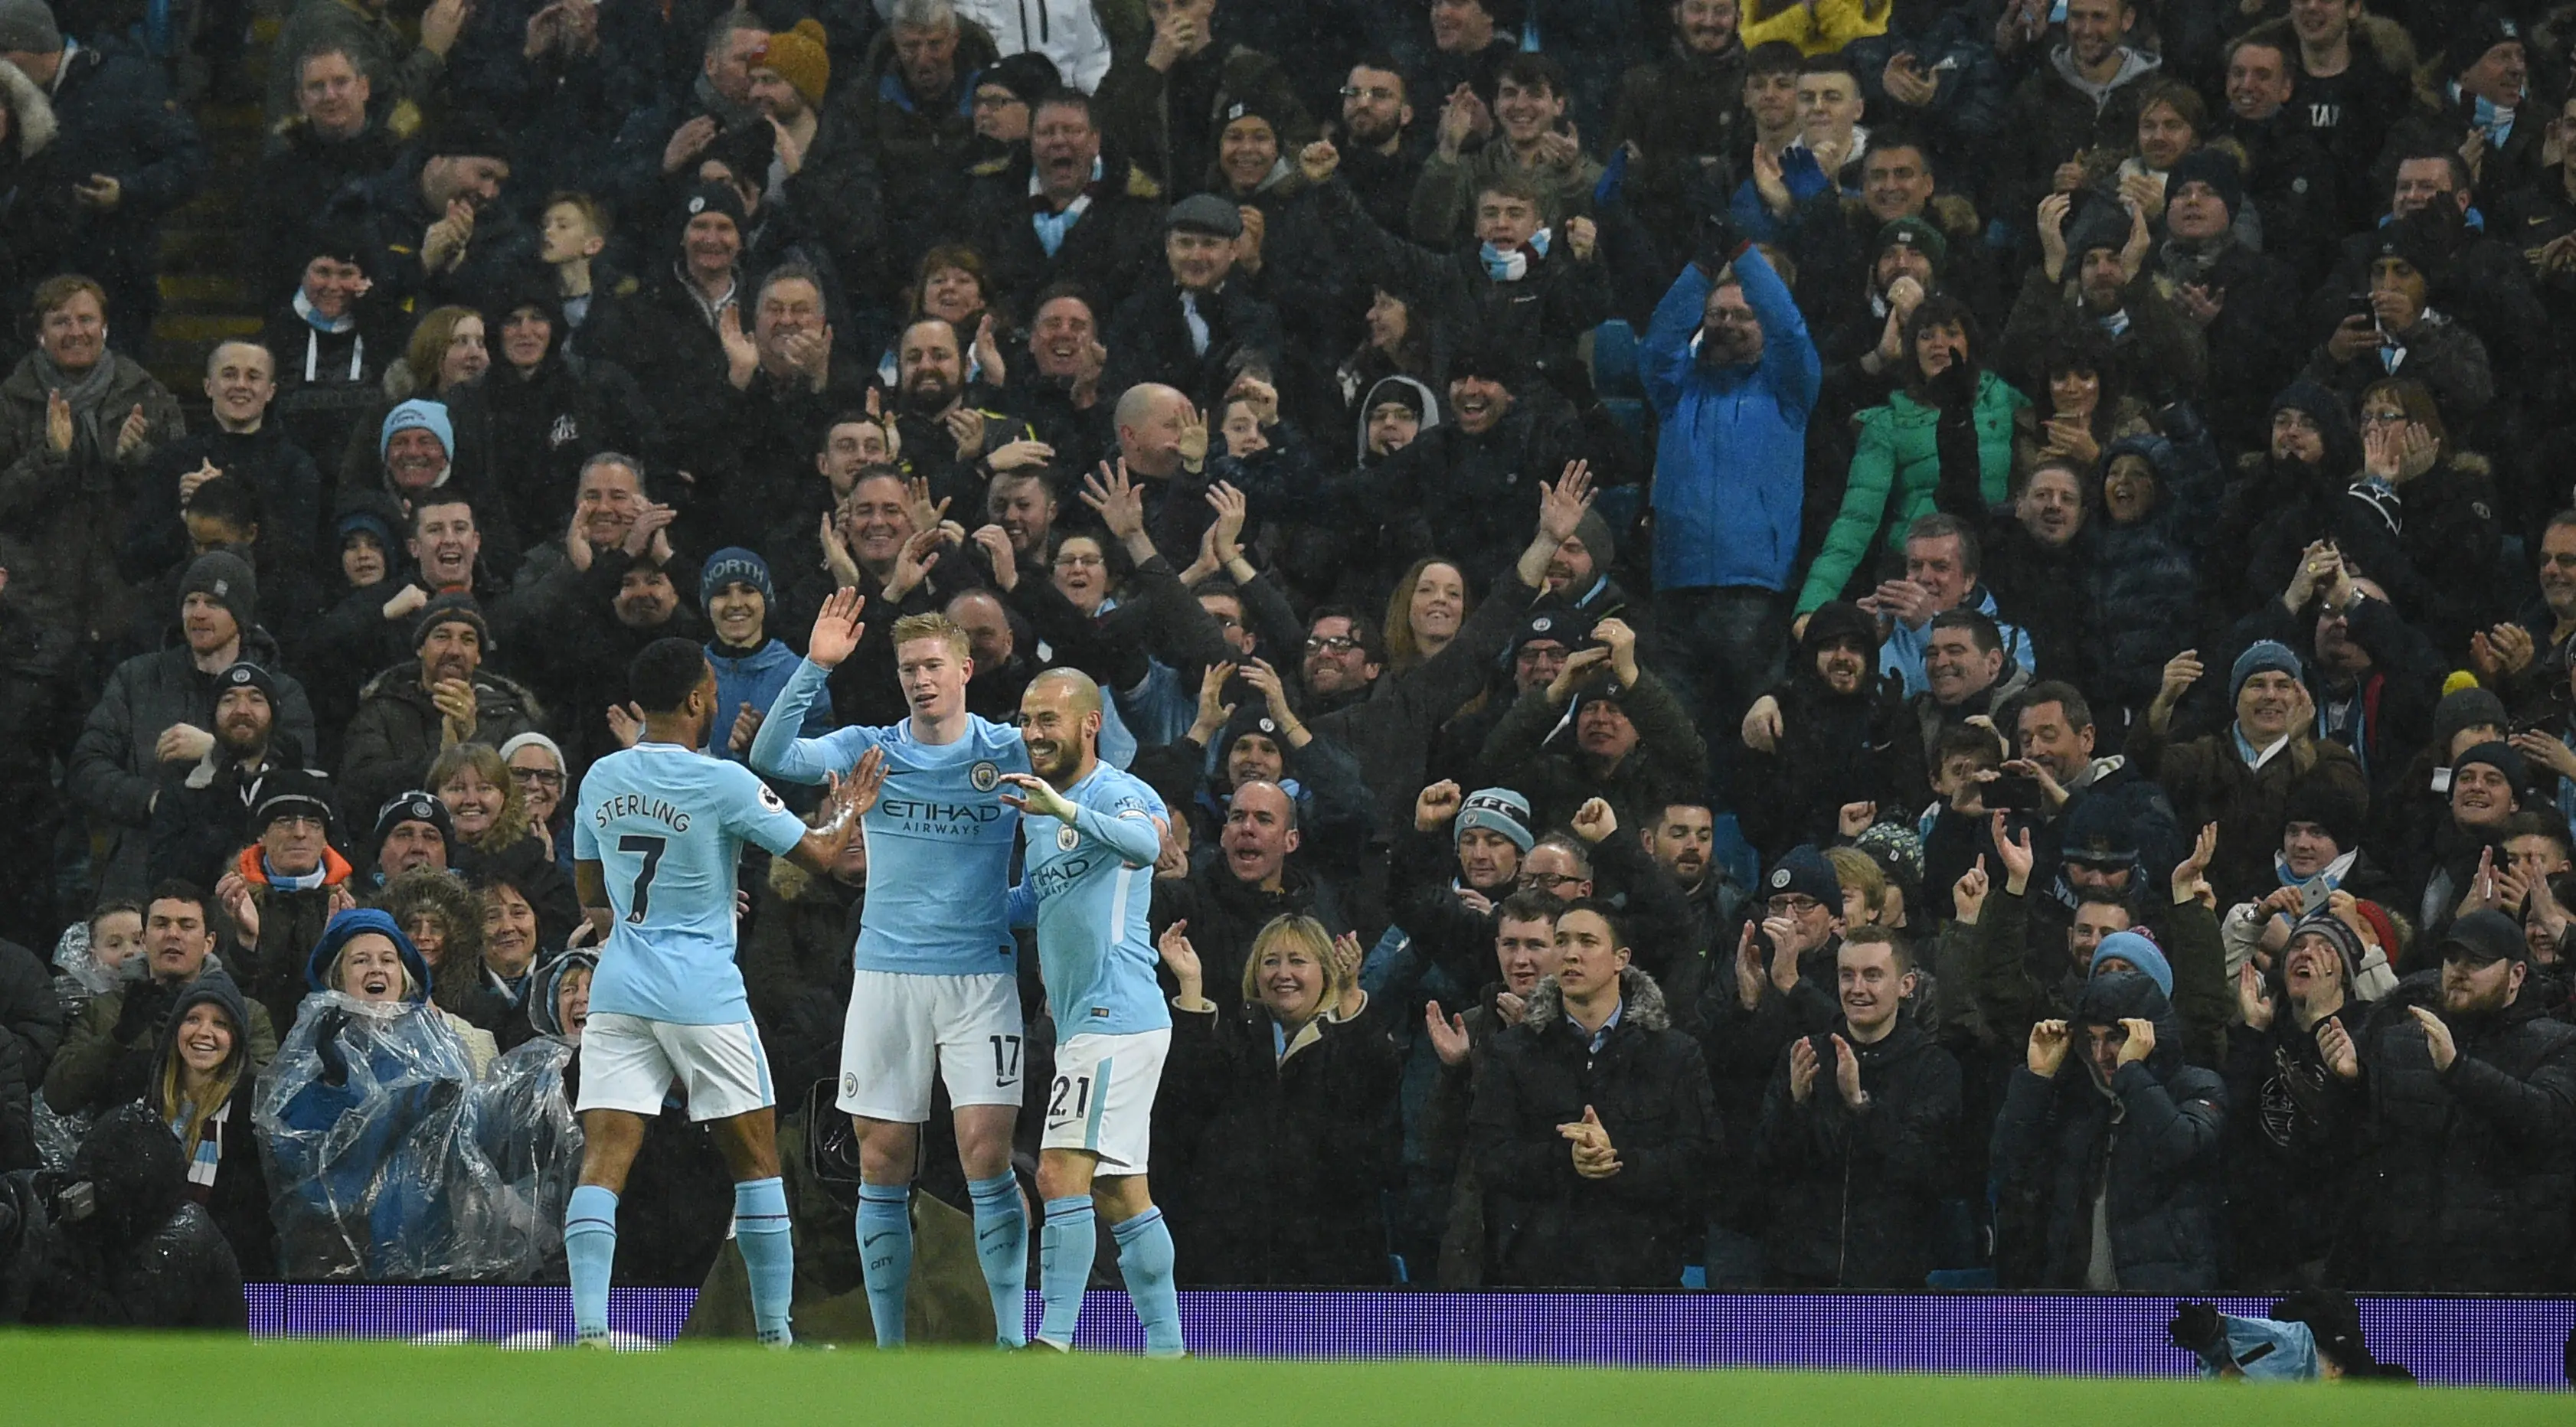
256 907 502 1282
1990 966 2227 1291
2166 1291 2408 1380
1476 615 1707 835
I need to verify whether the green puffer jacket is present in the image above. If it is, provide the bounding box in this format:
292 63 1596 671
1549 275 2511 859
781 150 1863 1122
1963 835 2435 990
1796 370 2027 613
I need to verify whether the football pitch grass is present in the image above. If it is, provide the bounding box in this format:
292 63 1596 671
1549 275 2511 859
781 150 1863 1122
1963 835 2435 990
8 1331 2568 1425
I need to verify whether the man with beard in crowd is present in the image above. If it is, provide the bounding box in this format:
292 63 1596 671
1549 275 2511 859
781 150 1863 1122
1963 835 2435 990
339 595 542 816
147 661 302 890
888 317 1044 512
2333 909 2576 1294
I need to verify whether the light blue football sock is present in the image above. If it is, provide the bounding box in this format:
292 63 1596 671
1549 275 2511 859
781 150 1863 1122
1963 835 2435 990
969 1173 1029 1347
1038 1195 1096 1347
1110 1207 1183 1357
856 1181 913 1348
733 1177 795 1347
564 1184 619 1344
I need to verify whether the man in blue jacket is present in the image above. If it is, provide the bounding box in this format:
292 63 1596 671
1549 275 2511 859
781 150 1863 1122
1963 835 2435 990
1641 217 1819 740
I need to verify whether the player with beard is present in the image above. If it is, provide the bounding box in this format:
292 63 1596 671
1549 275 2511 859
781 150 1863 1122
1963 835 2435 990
751 597 1037 1347
887 316 1044 511
996 669 1183 1354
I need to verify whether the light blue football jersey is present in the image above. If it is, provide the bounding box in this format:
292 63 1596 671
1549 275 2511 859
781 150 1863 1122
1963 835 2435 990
575 742 807 1024
750 657 1028 975
1006 763 1169 1037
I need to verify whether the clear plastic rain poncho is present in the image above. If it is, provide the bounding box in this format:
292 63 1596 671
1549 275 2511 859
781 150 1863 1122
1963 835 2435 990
255 991 552 1282
472 1034 584 1280
31 921 139 1170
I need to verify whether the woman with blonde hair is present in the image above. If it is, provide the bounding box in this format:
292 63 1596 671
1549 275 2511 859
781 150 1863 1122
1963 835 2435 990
1154 914 1401 1285
430 743 580 947
143 975 275 1277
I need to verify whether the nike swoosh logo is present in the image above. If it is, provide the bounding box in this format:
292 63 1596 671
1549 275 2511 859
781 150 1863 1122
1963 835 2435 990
864 1232 897 1247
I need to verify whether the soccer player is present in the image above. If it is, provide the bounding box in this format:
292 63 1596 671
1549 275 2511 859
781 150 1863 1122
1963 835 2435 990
750 593 1035 1347
566 637 874 1348
999 669 1185 1356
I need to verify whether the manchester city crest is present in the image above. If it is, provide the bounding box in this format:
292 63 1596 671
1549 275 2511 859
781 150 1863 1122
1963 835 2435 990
1057 825 1080 851
970 760 1000 792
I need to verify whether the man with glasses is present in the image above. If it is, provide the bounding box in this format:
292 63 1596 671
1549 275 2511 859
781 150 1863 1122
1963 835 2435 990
1335 57 1424 236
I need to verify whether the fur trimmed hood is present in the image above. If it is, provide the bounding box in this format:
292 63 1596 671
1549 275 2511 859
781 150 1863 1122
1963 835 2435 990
0 57 57 161
1522 963 1672 1032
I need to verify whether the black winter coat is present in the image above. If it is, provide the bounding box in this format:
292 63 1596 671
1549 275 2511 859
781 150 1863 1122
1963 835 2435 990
2220 1007 2368 1288
146 979 276 1278
0 937 64 1171
2 1104 244 1329
1160 995 1401 1286
2339 971 2576 1293
1756 1013 1962 1289
1990 972 2227 1292
1471 966 1718 1288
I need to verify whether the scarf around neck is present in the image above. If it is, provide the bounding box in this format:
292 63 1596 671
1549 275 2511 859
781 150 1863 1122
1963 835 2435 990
30 349 119 457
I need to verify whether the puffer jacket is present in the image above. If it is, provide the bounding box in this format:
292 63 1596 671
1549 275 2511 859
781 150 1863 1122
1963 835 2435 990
1797 369 2026 612
1470 965 1718 1288
1159 993 1401 1286
1990 971 2227 1291
1755 1011 1962 1288
2338 970 2576 1293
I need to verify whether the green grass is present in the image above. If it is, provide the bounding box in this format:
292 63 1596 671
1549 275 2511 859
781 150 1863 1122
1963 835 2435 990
5 1333 2566 1426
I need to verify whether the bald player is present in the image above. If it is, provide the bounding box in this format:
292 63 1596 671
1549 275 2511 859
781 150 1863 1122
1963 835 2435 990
999 669 1183 1355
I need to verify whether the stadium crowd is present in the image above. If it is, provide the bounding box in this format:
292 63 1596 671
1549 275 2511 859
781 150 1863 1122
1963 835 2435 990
3 0 2576 1327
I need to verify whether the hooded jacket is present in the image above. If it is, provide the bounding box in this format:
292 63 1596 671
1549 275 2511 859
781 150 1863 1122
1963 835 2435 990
1641 248 1820 593
1755 1010 1963 1288
1352 374 1441 463
2339 969 2576 1292
0 58 70 315
1992 970 2227 1291
2087 433 2208 723
1469 965 1718 1288
1797 369 2027 613
147 977 276 1278
1733 601 1908 861
8 1103 246 1328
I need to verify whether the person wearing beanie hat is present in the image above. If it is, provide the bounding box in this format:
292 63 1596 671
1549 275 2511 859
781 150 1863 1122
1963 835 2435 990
1875 215 1948 284
146 656 303 890
2089 929 2174 1000
2216 900 2374 1287
1456 785 1536 856
338 593 542 817
182 550 261 642
224 761 361 1027
701 547 827 769
371 790 454 883
2441 7 2527 139
2153 139 2306 452
2135 628 2365 910
1213 97 1290 198
972 51 1061 145
1541 505 1623 611
2000 965 2227 1289
1733 599 1897 864
0 0 62 55
752 19 830 112
378 398 455 498
2432 683 2509 762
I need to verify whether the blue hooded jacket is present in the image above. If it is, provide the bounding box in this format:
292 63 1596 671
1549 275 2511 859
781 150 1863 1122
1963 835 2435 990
708 637 835 771
1640 246 1820 591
